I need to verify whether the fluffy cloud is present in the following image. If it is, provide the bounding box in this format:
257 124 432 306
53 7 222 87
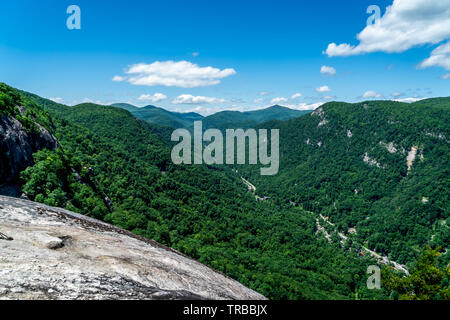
395 97 425 103
81 98 103 105
172 94 227 105
259 102 324 112
173 101 324 116
63 98 106 106
420 41 450 70
320 65 336 76
286 102 325 111
442 73 450 79
271 97 288 104
325 0 450 59
49 97 64 103
112 75 126 82
362 91 382 99
113 60 236 88
316 86 331 93
291 93 302 99
137 93 167 102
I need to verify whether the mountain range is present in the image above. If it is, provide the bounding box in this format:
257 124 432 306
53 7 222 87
1 82 448 300
111 102 309 130
238 99 450 266
111 103 204 129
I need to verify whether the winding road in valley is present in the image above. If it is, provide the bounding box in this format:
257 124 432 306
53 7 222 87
240 176 410 275
241 177 256 192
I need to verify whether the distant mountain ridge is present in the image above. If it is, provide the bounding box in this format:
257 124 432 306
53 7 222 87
112 103 204 129
112 103 309 130
6 83 390 300
199 105 310 131
7 83 448 300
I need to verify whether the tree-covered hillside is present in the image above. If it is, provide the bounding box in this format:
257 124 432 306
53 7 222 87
112 103 204 129
3 83 448 299
1 83 391 300
238 99 450 268
199 105 310 131
112 103 308 131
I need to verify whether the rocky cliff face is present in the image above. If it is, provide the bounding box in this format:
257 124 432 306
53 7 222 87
0 114 58 195
0 196 265 300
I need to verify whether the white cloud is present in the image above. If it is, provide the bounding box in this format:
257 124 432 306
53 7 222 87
392 92 403 98
259 91 271 96
362 91 382 99
325 43 356 57
442 73 450 79
258 102 324 112
271 97 288 104
82 98 103 105
316 86 331 93
254 98 264 104
65 98 106 106
320 65 336 76
113 60 236 88
137 93 167 102
325 0 450 59
172 101 325 116
112 75 126 82
420 41 450 70
49 97 64 103
192 52 200 57
172 94 227 105
286 102 325 111
291 93 302 99
395 97 426 103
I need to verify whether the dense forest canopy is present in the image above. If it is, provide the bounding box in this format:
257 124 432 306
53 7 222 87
237 99 450 268
198 105 310 131
112 103 204 129
1 83 449 299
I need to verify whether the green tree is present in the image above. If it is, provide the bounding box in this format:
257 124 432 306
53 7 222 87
382 247 450 300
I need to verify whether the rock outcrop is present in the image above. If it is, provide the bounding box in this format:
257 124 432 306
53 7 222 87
0 196 265 300
0 114 58 190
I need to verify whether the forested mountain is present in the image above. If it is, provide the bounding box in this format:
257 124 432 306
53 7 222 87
112 103 203 129
199 105 310 131
237 99 450 268
110 102 139 112
1 83 391 300
1 82 448 300
111 103 307 131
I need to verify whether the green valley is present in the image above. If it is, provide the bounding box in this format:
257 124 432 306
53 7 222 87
1 83 449 300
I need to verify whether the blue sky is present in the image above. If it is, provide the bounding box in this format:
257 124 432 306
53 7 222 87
0 0 449 115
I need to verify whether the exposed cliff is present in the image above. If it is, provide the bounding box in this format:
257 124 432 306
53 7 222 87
0 196 265 300
0 113 58 194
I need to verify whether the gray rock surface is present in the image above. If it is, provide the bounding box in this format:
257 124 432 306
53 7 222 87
0 114 58 189
0 196 265 300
